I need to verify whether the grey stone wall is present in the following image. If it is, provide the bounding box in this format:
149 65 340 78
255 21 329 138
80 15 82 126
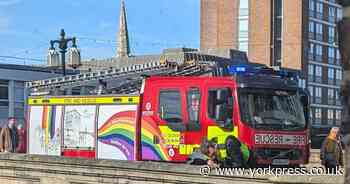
0 154 269 184
0 153 342 184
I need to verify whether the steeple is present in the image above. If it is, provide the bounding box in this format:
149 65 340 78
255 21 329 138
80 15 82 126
117 0 130 58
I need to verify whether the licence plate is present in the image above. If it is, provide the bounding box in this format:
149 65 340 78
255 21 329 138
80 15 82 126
272 159 289 165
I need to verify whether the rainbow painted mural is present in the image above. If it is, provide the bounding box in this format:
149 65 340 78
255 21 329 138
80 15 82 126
97 110 170 161
98 111 136 160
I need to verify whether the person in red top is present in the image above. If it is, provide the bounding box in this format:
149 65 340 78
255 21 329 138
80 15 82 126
16 123 26 153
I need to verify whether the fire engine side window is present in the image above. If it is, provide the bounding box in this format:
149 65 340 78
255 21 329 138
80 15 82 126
159 90 186 131
187 88 201 131
208 88 234 129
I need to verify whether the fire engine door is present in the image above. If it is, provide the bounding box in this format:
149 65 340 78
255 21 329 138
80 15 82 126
156 88 188 161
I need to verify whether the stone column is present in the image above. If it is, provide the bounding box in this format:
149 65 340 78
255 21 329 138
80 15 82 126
8 80 15 118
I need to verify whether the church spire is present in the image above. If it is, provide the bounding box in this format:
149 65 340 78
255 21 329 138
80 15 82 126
117 0 130 58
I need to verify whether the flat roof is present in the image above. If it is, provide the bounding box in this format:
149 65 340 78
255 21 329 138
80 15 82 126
0 63 78 74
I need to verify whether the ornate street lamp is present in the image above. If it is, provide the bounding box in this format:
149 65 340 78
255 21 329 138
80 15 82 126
48 29 81 76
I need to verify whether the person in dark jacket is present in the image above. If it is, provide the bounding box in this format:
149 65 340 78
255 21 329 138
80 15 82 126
223 137 245 168
320 127 343 173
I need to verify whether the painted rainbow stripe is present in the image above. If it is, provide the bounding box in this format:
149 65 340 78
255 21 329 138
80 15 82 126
41 106 56 145
140 116 169 161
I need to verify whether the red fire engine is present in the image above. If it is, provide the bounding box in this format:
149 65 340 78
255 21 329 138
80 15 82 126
26 62 309 166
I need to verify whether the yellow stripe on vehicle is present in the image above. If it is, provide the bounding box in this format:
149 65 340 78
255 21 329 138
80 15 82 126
28 96 140 105
159 126 181 145
207 126 238 158
179 144 200 155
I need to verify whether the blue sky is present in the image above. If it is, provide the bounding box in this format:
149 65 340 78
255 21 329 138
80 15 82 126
0 0 200 65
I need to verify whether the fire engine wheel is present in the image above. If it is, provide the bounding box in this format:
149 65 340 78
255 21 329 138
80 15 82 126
247 150 258 168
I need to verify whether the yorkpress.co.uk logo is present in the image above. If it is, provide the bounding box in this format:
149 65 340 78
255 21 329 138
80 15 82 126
199 165 211 176
199 165 344 177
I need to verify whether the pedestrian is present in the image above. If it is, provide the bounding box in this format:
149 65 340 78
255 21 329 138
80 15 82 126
223 137 245 168
187 139 220 168
16 123 25 153
320 127 343 173
206 142 219 168
0 118 19 153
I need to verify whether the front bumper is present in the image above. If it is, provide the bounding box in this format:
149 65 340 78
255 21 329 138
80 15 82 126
253 147 308 165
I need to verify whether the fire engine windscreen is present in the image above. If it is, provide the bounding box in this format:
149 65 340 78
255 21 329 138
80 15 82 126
238 89 305 131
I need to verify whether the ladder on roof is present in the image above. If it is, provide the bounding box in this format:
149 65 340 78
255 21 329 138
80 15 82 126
27 60 214 95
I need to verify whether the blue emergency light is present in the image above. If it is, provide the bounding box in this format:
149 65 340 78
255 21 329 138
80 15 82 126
226 64 299 81
228 66 247 74
235 66 247 72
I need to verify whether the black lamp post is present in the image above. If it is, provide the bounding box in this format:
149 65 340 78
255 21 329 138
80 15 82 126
50 29 78 76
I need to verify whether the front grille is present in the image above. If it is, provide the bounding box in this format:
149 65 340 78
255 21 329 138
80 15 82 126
255 148 302 160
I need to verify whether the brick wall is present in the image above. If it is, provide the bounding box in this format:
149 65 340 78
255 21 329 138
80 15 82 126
200 0 238 50
248 0 272 66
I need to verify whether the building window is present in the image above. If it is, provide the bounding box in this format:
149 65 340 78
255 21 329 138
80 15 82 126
315 87 322 104
315 65 322 83
316 23 323 41
309 21 315 39
328 68 334 85
336 69 342 85
274 0 282 17
328 26 335 44
0 80 8 101
328 47 335 64
309 0 315 17
336 49 341 65
336 110 342 126
329 6 336 23
272 0 282 66
238 0 249 54
0 87 8 100
273 41 282 65
239 20 249 41
328 88 334 105
308 86 314 97
308 64 315 82
309 43 315 60
315 44 323 62
315 108 322 124
308 86 314 103
239 42 249 53
335 89 341 105
239 0 249 17
336 8 343 21
316 1 323 19
327 109 334 125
